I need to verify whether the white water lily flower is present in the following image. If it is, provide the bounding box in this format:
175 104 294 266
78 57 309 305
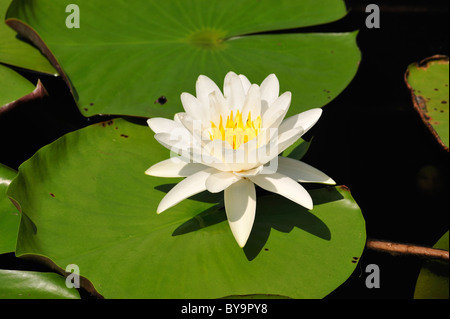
146 72 335 248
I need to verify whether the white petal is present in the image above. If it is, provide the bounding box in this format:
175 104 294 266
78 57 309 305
196 75 222 111
218 143 262 172
261 91 291 129
175 112 203 139
157 168 215 213
153 130 203 158
249 172 313 210
276 127 305 157
278 108 322 135
250 126 303 167
147 118 182 134
200 137 261 172
260 74 280 114
205 171 241 193
223 71 237 96
234 129 276 168
145 157 208 178
234 165 263 177
260 108 322 160
209 90 228 124
224 179 257 247
239 74 252 94
201 160 233 172
153 128 192 149
241 84 261 119
276 156 336 184
173 113 183 125
180 92 209 123
188 139 235 171
224 71 246 112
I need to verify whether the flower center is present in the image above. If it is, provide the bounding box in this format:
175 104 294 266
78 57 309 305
186 29 227 50
209 110 261 149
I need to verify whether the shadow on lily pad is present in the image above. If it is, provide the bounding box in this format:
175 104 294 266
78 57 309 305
243 193 333 261
171 186 344 261
172 204 227 237
155 183 224 204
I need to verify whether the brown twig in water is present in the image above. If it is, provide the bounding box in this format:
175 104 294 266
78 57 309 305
366 238 449 261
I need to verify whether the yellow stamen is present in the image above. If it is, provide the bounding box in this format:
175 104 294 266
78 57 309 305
209 110 261 149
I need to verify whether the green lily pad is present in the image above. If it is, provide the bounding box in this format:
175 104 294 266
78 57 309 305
0 269 80 299
7 118 365 298
405 55 449 151
414 231 449 299
0 63 35 107
6 0 360 117
1 163 78 300
0 0 56 74
0 163 19 254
